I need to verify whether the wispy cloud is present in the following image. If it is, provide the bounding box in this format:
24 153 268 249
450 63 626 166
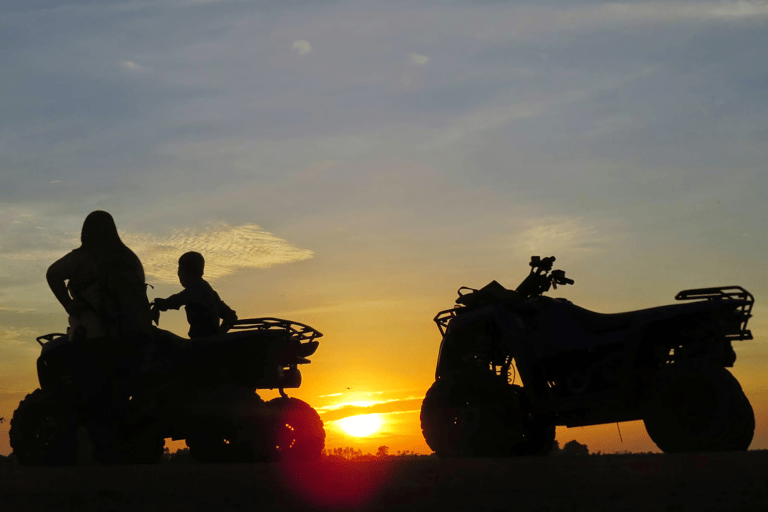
123 222 313 283
292 40 313 55
119 60 144 72
517 216 610 255
0 211 312 287
315 396 424 422
592 1 768 22
408 53 429 66
469 1 768 41
0 307 37 313
0 325 40 347
271 299 406 318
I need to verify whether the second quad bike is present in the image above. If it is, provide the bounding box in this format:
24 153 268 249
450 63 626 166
420 256 756 457
9 316 326 465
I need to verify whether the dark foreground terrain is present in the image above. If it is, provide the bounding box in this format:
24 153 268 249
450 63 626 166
2 451 768 511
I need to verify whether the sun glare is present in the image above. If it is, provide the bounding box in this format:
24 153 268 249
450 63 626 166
337 414 383 438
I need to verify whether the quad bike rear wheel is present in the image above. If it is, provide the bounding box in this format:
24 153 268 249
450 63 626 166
9 389 79 466
266 397 325 462
713 375 754 452
643 365 754 453
420 375 555 458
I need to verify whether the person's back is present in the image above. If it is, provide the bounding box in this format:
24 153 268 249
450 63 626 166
96 254 153 341
152 252 237 338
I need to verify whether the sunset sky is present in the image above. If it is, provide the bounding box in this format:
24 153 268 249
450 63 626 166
1 0 767 457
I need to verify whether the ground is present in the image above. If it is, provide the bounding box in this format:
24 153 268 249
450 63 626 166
2 452 767 511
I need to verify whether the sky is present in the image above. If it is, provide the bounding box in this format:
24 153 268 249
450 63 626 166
1 0 767 457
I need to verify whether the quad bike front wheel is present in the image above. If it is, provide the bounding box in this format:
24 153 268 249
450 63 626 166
266 397 325 462
9 389 79 466
420 376 555 458
643 365 755 453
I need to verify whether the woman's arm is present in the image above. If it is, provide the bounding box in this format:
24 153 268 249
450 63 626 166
46 251 85 316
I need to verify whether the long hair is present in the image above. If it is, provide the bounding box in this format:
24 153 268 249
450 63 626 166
80 210 145 283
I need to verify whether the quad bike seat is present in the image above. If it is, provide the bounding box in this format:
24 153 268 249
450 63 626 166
561 302 643 335
560 300 716 336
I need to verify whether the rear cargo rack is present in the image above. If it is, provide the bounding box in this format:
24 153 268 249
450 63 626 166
228 317 323 343
675 286 754 341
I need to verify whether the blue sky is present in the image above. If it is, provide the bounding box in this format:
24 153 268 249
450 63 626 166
2 0 768 455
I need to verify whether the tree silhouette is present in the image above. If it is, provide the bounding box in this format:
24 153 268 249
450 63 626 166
324 447 364 460
560 440 589 456
376 446 389 458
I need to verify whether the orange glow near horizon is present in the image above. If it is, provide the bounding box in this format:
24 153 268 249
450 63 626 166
336 413 384 438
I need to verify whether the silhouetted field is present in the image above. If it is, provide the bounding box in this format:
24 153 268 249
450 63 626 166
2 451 768 511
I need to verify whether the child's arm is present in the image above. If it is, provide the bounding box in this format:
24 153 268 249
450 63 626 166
153 290 189 311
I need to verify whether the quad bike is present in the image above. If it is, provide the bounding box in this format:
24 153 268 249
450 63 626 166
9 314 326 466
420 256 755 457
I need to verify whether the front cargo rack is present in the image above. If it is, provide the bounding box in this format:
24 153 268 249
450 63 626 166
676 286 754 341
434 308 461 337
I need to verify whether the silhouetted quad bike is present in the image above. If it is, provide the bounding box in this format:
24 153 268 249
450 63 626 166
421 255 755 457
11 317 325 465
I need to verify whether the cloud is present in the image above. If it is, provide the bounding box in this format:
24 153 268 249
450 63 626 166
292 40 313 55
408 53 429 66
0 325 40 348
0 210 312 289
315 396 424 422
0 307 37 313
272 299 405 317
122 222 314 284
517 216 610 255
466 1 768 42
119 60 144 72
593 1 768 22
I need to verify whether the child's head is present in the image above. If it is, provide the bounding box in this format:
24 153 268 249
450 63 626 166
177 251 205 286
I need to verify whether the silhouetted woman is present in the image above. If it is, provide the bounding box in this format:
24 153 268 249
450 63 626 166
47 210 151 340
47 210 152 464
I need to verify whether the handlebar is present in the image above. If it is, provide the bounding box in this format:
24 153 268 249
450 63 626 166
516 256 575 297
550 269 574 288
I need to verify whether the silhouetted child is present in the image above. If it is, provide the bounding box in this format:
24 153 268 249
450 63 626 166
152 251 238 338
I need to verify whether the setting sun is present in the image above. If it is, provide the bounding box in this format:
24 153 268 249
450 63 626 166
337 414 384 438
